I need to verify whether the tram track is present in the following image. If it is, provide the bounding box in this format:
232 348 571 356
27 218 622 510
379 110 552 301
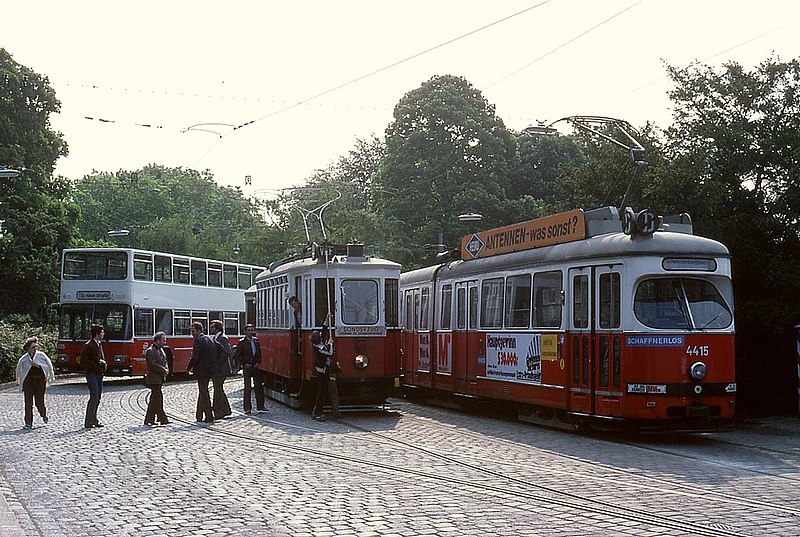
117 387 759 537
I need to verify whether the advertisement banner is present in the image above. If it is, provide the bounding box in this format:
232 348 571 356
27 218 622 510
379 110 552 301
486 333 558 385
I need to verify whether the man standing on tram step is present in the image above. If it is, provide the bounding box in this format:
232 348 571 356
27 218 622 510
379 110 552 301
234 323 266 414
187 322 215 422
209 319 233 419
82 324 107 429
311 316 341 421
144 331 170 426
288 295 302 356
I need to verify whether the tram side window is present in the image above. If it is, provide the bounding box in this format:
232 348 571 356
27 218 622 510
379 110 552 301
191 260 207 286
505 274 531 329
404 292 414 330
469 286 478 330
173 259 190 284
223 264 237 288
134 308 154 337
314 278 336 326
418 288 430 330
174 310 191 335
533 271 563 328
572 274 589 329
155 309 173 336
154 255 172 282
456 287 466 330
133 254 153 281
440 285 453 330
599 272 621 328
385 279 399 327
481 278 503 329
208 263 223 287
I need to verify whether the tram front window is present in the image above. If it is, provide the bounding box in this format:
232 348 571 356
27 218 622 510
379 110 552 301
634 278 731 330
341 280 378 324
60 304 133 340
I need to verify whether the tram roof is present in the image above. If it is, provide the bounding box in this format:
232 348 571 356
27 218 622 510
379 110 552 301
257 254 401 282
402 230 730 284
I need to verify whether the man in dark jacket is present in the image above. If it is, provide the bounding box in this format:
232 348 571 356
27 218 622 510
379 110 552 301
234 323 266 413
82 323 107 429
187 322 215 422
209 319 232 419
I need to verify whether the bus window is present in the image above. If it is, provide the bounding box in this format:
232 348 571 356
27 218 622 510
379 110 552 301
209 311 223 326
191 310 208 331
480 278 504 329
505 274 531 329
599 272 621 328
155 309 173 335
385 279 399 327
440 284 452 330
59 304 131 340
134 308 154 337
191 260 207 286
223 265 237 288
238 267 252 290
534 271 563 328
224 312 239 335
208 263 223 287
134 253 153 281
173 258 190 284
154 255 171 282
341 280 379 325
174 310 191 335
63 251 128 280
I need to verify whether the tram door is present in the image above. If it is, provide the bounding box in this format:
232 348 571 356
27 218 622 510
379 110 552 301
568 267 594 415
453 281 479 394
594 266 623 417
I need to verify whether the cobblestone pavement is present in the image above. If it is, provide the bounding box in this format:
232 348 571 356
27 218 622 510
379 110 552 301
1 376 799 536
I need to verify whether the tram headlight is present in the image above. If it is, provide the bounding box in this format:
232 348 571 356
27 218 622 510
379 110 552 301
689 361 707 381
113 355 126 364
57 354 69 362
354 354 369 370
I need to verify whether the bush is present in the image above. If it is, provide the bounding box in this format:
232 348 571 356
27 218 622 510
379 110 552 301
0 317 59 384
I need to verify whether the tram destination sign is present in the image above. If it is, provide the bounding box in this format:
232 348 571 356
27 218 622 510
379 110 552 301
461 209 586 260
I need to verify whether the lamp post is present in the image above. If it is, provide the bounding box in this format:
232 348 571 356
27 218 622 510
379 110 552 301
107 229 130 238
0 168 21 179
458 213 483 223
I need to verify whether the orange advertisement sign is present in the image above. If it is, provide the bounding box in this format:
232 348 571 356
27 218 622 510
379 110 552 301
461 209 586 260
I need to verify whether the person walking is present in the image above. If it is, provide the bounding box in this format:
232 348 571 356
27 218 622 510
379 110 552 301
144 331 170 426
187 322 215 423
82 324 107 429
16 336 55 429
209 320 233 419
234 323 266 413
311 319 341 421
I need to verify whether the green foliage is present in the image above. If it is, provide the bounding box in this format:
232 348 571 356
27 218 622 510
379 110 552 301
0 48 78 320
0 317 58 383
375 75 518 266
72 164 284 267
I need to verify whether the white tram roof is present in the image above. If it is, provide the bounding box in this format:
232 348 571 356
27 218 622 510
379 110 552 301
257 252 401 283
402 230 730 285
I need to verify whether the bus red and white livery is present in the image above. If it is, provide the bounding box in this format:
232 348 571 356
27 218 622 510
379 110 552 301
57 248 263 376
255 243 402 409
400 206 736 431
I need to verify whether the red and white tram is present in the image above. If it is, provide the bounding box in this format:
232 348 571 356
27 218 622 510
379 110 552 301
400 207 736 431
255 243 402 409
57 248 263 376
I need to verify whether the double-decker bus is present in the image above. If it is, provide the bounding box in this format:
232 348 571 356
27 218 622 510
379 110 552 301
400 207 736 431
57 248 263 376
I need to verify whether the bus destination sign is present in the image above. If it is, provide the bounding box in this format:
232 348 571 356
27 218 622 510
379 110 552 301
461 209 587 260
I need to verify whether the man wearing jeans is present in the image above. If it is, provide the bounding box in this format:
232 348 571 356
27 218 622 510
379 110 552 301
82 324 107 429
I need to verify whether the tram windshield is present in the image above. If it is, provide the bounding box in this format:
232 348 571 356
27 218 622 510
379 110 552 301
60 304 133 340
634 278 732 330
340 279 379 325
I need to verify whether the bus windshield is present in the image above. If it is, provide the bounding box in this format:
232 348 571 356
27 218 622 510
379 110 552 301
60 304 133 340
64 251 128 280
634 278 732 330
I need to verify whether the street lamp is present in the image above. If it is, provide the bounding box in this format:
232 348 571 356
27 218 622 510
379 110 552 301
107 229 130 237
232 245 241 255
458 213 483 222
0 168 21 179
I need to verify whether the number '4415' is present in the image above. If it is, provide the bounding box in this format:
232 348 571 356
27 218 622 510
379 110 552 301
686 345 709 356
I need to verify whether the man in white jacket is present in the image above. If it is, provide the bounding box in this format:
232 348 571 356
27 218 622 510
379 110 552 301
16 336 56 429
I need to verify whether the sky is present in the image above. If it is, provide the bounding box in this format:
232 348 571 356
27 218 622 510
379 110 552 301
3 0 799 200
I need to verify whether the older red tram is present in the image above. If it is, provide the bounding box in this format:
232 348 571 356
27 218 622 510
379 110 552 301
400 207 736 431
255 243 402 410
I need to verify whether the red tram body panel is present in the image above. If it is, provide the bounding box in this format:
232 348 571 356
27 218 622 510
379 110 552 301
400 207 736 431
255 244 402 409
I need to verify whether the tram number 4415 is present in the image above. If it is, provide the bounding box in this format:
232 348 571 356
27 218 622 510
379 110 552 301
686 345 709 356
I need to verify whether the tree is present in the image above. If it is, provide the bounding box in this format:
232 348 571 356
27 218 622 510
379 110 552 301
375 75 517 266
0 48 77 320
661 56 800 413
73 165 282 267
